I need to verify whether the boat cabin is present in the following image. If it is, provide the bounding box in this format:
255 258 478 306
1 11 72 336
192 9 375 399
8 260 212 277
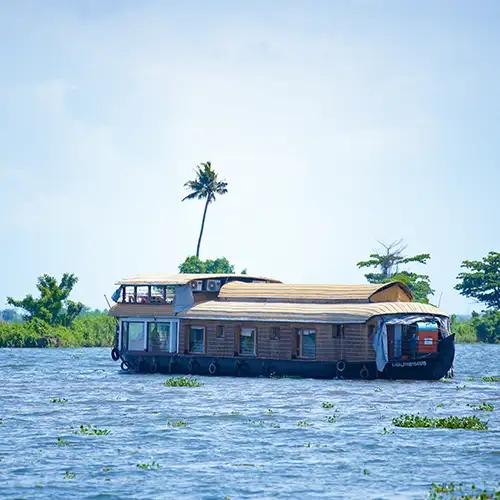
108 274 454 380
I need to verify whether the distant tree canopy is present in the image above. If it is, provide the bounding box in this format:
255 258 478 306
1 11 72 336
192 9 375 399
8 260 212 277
357 240 434 303
455 251 500 310
179 256 236 274
7 273 84 327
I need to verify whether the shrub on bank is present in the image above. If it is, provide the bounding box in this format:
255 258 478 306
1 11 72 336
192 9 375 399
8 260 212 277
0 312 115 348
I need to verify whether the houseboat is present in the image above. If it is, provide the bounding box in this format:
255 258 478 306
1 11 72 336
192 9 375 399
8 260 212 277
108 273 455 380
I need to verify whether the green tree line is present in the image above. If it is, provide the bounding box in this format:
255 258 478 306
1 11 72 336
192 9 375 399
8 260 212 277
0 274 115 348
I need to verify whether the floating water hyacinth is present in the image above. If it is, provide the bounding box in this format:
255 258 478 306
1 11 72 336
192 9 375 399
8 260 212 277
166 420 187 428
392 414 488 430
63 471 75 480
136 461 160 470
163 376 202 387
321 402 334 409
50 398 68 404
297 420 312 427
56 437 70 446
480 376 500 382
74 424 111 436
428 482 499 499
467 402 494 412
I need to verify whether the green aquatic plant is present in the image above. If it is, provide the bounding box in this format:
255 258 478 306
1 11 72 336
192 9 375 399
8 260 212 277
480 376 500 383
163 376 203 388
325 415 337 424
392 414 488 431
381 427 394 435
428 481 499 499
56 437 70 446
264 408 274 415
297 420 312 427
102 466 112 473
436 403 445 408
74 424 111 436
467 402 494 412
321 402 334 409
136 461 160 470
63 471 75 480
247 419 266 427
363 468 370 476
230 410 241 416
455 384 467 391
166 420 188 428
50 398 68 404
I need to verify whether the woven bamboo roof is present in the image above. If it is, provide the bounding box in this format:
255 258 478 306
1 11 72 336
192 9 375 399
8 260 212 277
218 281 412 302
180 301 447 324
116 273 281 286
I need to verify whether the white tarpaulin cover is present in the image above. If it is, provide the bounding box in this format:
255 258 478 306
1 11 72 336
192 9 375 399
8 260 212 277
372 315 449 372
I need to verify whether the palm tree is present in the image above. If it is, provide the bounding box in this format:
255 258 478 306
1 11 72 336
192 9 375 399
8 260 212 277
182 162 228 257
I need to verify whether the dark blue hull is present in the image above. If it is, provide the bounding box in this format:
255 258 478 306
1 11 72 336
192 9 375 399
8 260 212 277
115 335 455 381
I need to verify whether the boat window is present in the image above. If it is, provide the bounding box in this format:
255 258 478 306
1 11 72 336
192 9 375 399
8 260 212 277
150 286 165 304
216 325 224 339
124 321 145 351
271 327 280 340
136 286 149 304
124 286 136 303
189 326 205 353
297 329 316 359
148 322 170 351
240 328 256 356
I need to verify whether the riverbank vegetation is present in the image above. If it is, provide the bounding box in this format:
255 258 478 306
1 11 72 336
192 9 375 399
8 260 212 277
0 311 115 347
0 273 115 347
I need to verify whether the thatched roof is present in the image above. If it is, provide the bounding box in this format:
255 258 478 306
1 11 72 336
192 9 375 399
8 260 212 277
218 281 412 303
180 300 447 324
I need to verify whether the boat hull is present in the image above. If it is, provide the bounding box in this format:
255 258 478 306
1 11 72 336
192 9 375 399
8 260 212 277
116 335 455 381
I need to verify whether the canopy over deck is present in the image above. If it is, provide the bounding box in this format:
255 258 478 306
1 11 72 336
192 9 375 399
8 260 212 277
115 273 281 286
180 300 447 324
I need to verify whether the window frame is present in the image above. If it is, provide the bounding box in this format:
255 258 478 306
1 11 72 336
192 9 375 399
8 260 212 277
188 326 206 354
239 327 257 356
120 318 179 353
216 325 224 339
123 320 147 351
296 328 316 359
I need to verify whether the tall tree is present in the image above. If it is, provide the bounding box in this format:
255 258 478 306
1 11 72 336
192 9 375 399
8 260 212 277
182 162 228 258
455 251 500 310
7 273 84 326
357 240 434 303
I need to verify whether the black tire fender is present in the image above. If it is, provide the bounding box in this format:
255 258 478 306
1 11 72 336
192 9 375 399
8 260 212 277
111 348 120 361
208 361 217 375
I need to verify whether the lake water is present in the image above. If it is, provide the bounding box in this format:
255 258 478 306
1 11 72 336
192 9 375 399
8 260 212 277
0 345 498 499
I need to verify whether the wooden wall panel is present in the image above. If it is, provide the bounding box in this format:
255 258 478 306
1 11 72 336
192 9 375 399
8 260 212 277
178 320 374 362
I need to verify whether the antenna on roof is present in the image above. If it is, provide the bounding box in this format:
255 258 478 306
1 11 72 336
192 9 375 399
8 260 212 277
437 291 443 308
104 294 111 309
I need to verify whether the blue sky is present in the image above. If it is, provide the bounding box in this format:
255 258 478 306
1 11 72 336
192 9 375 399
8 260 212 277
1 1 499 313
